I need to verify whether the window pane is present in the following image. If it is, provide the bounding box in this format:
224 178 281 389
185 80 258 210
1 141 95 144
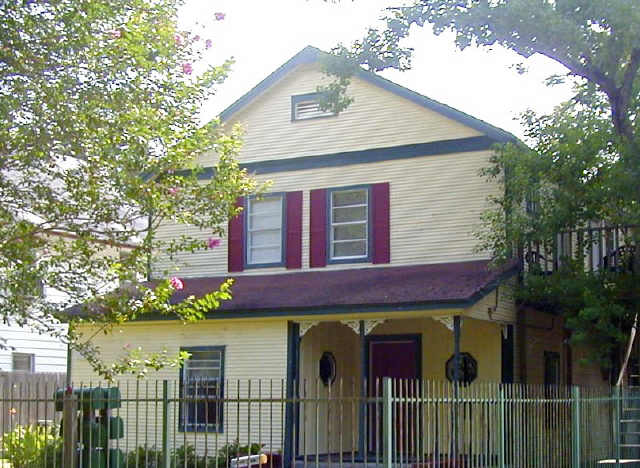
250 197 281 216
333 206 367 223
249 246 281 264
332 190 366 207
188 351 221 362
249 215 281 230
333 223 366 241
333 240 366 258
249 230 281 247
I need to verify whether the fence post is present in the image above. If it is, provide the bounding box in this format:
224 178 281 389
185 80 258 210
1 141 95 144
572 386 581 468
162 380 170 468
614 385 621 467
62 392 77 468
498 385 506 468
383 377 392 468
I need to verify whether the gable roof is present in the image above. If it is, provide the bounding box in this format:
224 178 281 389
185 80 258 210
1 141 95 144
220 46 516 143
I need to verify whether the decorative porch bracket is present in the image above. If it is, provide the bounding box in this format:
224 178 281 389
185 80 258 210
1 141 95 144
433 316 463 331
340 319 385 335
297 321 319 337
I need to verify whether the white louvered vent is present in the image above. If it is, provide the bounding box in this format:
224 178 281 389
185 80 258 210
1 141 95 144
294 100 334 120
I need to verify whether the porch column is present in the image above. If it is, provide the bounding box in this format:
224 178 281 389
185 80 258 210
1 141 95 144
358 320 366 460
453 315 461 460
284 321 300 468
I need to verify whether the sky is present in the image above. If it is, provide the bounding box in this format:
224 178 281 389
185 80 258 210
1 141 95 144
181 0 576 139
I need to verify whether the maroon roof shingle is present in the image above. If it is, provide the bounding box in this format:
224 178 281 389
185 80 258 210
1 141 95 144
163 259 516 312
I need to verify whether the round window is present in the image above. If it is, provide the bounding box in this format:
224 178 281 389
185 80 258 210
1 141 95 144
319 351 337 386
445 352 478 385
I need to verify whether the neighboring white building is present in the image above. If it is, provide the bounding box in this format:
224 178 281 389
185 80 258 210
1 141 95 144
0 321 67 373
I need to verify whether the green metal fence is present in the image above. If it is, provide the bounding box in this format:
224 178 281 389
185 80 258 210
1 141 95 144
0 378 622 467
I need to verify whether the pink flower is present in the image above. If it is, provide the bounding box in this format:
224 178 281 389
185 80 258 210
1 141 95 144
207 238 221 249
109 30 122 39
182 63 193 75
169 277 184 290
168 187 179 195
174 34 183 46
205 39 212 49
193 35 200 42
214 12 225 21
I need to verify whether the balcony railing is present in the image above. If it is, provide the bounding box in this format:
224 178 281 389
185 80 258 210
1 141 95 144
523 225 637 274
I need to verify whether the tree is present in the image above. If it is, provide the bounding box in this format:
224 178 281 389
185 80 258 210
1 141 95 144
325 0 640 380
0 0 259 380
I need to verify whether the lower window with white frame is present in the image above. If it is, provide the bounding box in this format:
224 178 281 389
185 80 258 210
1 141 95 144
179 346 224 432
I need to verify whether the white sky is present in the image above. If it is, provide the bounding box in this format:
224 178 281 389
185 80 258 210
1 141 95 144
181 0 575 139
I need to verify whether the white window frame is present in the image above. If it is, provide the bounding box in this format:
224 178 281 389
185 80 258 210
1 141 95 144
180 346 224 433
329 187 370 262
245 194 285 267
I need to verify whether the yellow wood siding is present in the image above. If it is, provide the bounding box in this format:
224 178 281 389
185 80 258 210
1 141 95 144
153 149 498 278
73 320 287 452
297 316 503 454
466 278 516 323
199 64 482 166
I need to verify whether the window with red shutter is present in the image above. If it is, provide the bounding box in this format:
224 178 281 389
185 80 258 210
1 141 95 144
228 193 303 272
311 183 390 267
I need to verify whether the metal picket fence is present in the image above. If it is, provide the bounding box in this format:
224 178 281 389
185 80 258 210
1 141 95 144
0 378 621 468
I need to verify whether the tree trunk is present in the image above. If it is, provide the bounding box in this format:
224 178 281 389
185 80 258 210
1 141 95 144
616 312 638 386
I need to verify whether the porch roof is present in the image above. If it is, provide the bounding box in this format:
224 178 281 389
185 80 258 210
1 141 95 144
166 260 515 314
68 260 517 319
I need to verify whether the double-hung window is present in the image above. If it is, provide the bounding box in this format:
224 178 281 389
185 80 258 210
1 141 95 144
246 195 285 267
180 347 224 432
329 187 370 261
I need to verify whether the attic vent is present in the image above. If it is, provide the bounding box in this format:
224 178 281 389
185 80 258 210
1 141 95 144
291 92 336 121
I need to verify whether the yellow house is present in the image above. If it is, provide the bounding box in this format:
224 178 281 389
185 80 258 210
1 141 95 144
71 46 604 463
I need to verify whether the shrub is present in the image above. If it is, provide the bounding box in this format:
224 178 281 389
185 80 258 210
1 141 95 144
126 446 163 468
0 424 62 468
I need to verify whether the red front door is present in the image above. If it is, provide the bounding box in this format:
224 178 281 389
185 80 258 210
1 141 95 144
367 335 421 452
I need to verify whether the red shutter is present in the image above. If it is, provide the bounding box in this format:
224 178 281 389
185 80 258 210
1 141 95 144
372 183 390 264
309 189 327 268
286 191 303 269
227 197 245 272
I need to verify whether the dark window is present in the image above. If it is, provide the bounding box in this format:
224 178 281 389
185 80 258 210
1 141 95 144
179 346 225 432
12 353 34 372
544 351 560 386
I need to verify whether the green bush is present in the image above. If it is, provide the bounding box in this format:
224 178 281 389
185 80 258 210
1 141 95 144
0 424 62 468
126 445 163 468
126 440 265 468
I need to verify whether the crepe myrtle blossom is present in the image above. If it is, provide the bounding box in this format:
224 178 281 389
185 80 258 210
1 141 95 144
182 63 193 75
109 30 122 39
205 39 212 49
214 12 225 21
168 187 179 195
193 35 200 41
169 277 184 290
174 33 183 45
207 237 221 249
